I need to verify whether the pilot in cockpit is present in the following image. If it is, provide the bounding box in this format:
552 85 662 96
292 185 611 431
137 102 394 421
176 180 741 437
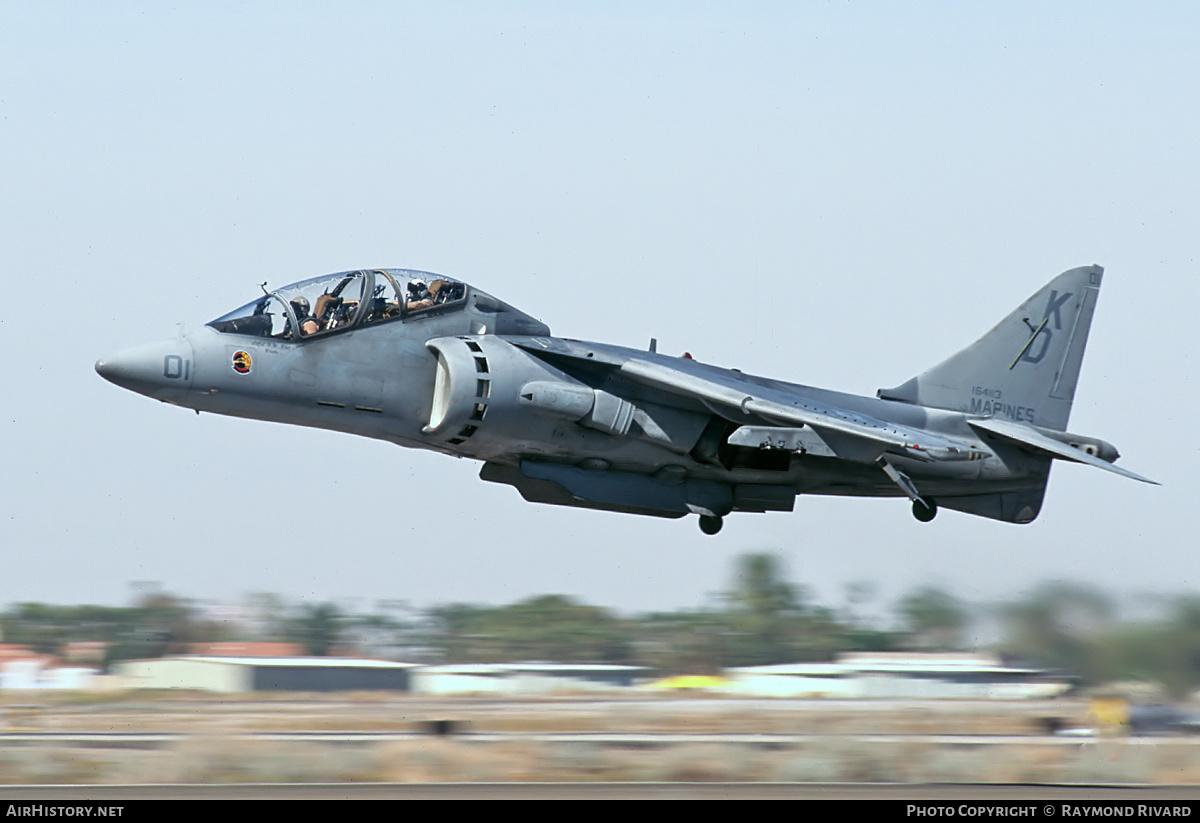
405 278 457 312
289 296 322 336
406 279 434 311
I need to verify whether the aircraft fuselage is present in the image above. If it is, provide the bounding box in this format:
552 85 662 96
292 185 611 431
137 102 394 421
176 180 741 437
97 265 1150 532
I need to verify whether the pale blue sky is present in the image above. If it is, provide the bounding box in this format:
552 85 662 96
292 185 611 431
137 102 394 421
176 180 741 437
1 2 1195 620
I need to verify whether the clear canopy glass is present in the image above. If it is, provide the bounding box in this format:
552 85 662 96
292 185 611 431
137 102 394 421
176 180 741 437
208 269 468 341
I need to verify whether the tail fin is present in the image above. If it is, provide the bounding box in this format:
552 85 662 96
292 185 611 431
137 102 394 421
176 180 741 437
878 265 1103 431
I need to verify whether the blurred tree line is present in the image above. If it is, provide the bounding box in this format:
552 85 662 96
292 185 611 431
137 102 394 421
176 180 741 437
5 555 1200 696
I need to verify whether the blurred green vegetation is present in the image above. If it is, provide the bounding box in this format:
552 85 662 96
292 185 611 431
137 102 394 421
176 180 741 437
4 553 1200 696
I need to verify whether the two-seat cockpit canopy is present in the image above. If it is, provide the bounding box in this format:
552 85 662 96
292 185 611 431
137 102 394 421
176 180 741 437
208 269 469 341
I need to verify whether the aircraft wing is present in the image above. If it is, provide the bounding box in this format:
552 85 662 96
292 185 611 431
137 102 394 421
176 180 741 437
617 357 986 462
508 337 985 464
968 417 1158 484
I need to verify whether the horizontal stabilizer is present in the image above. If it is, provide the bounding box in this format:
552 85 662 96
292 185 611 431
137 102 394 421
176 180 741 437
968 418 1158 485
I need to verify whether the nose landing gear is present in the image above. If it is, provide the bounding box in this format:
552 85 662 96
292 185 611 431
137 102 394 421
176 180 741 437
698 514 724 535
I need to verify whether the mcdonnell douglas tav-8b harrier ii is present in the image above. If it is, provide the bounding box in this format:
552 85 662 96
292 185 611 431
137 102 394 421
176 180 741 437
96 264 1154 534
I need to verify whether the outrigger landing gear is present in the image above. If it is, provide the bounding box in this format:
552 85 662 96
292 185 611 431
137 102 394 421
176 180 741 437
912 498 938 522
878 457 938 524
698 514 724 535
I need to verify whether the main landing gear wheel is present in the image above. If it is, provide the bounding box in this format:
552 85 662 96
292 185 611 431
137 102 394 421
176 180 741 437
698 515 724 535
912 498 938 523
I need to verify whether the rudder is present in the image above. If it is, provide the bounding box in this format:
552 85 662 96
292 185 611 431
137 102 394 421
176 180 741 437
878 265 1104 431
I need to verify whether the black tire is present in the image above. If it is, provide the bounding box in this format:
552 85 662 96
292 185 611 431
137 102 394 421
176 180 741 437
698 515 723 535
912 498 938 522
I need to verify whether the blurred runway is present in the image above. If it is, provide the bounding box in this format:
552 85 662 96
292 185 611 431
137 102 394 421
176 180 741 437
2 783 1200 800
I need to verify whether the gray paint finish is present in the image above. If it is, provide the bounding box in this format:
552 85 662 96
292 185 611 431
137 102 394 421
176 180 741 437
96 265 1154 534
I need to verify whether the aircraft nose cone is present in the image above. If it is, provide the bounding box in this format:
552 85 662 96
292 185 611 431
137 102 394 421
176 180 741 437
95 338 194 400
94 357 123 382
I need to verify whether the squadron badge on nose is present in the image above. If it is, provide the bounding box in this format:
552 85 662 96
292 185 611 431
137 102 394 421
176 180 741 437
232 351 252 374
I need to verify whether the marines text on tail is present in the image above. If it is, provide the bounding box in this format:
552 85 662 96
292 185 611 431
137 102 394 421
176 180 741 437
96 265 1154 534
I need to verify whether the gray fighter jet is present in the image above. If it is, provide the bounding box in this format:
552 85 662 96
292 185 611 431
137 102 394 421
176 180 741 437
96 264 1154 534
